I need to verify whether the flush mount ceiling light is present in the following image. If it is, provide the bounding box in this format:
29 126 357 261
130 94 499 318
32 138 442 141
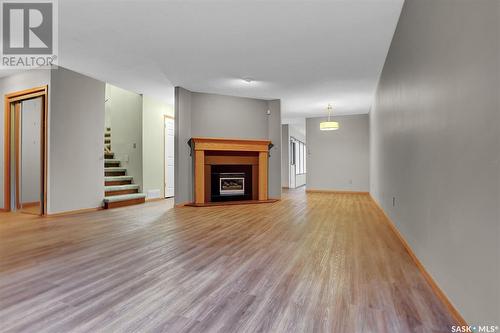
242 77 254 83
320 104 339 131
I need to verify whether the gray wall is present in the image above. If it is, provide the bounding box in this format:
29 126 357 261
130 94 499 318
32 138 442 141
0 70 50 209
105 84 143 190
49 67 105 213
288 122 306 143
174 87 192 204
306 115 369 192
174 87 281 204
370 0 499 324
266 99 281 198
190 92 269 138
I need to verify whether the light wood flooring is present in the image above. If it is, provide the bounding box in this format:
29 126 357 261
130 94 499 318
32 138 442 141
0 190 456 332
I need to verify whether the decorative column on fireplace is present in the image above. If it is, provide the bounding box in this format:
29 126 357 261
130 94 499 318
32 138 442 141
188 137 274 206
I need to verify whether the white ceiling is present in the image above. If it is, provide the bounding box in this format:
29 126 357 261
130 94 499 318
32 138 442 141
21 0 404 120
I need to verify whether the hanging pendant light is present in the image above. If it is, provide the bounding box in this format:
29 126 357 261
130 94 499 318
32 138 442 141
320 104 339 131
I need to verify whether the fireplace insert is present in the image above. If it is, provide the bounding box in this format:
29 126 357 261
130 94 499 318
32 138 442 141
211 165 252 201
219 173 245 196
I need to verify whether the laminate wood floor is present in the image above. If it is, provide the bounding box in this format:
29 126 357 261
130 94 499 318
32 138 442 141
0 190 457 333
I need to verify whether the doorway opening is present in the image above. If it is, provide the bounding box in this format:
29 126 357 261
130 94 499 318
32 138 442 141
290 136 306 189
164 115 175 198
3 86 48 215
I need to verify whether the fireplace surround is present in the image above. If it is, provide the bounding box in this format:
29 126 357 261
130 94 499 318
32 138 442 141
187 137 277 206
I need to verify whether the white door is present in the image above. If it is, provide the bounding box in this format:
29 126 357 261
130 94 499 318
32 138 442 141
164 117 175 197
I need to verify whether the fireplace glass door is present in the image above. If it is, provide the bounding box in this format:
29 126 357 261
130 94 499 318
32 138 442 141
219 173 245 196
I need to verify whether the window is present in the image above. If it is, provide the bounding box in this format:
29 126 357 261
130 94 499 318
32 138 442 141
300 141 306 173
302 142 307 174
290 137 306 175
298 142 303 174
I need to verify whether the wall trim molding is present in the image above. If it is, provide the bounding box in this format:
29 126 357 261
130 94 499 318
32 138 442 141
46 206 102 217
370 194 468 327
145 197 166 202
306 189 369 195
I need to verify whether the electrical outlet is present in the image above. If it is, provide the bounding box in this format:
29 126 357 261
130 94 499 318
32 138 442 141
392 196 396 207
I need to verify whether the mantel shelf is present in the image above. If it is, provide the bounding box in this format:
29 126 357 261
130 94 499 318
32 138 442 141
190 137 272 153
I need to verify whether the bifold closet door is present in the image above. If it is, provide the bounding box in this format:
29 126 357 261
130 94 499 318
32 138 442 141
17 97 43 215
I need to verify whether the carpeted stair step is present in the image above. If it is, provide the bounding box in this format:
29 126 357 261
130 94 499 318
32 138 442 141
103 193 146 209
104 159 120 167
105 184 140 196
105 167 126 176
105 176 133 186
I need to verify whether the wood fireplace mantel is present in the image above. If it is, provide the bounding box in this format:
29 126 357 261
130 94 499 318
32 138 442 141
189 137 273 206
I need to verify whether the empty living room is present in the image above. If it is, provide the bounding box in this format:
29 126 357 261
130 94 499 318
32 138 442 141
0 0 498 332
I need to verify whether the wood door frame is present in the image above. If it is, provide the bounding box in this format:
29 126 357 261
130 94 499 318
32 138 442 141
163 114 175 198
14 102 21 209
4 86 48 215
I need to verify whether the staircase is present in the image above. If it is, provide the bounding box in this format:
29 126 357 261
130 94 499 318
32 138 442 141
103 128 146 209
